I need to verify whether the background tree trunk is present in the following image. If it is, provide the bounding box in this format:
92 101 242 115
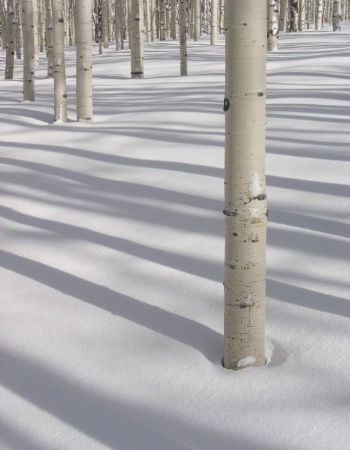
179 0 187 75
210 0 218 45
332 0 342 30
315 0 323 29
130 0 144 78
223 0 267 370
267 0 279 51
76 0 93 122
22 0 36 101
5 0 16 79
51 0 67 122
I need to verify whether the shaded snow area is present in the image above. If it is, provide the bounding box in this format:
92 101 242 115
1 22 350 450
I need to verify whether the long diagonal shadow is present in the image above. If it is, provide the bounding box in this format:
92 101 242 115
0 250 223 363
267 279 350 318
0 206 223 282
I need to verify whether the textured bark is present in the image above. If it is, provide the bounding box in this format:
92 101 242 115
45 0 53 77
51 0 67 122
193 0 200 40
279 0 287 30
315 0 323 29
101 0 109 47
223 0 267 370
332 0 342 30
298 0 305 29
5 0 16 79
288 0 299 31
267 0 279 51
76 0 93 122
130 0 144 78
22 0 35 101
179 0 187 76
210 0 218 45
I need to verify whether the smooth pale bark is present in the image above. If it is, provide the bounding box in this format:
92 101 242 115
210 0 218 45
298 0 305 29
332 0 341 30
15 0 21 58
76 0 93 122
223 0 267 370
193 0 200 40
315 0 323 29
267 0 279 51
159 0 166 40
45 0 53 77
22 0 35 101
279 0 287 30
32 0 39 66
5 0 16 79
170 0 176 39
179 0 187 75
101 0 109 47
0 0 7 49
150 0 156 41
51 0 67 122
38 0 45 51
130 0 144 78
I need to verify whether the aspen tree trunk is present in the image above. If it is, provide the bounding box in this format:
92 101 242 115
130 0 144 78
101 0 109 46
150 0 156 40
15 0 21 58
288 0 299 31
267 0 279 51
46 0 53 76
0 0 7 49
32 0 39 66
315 0 323 28
76 0 93 122
279 0 287 30
51 0 67 122
193 0 200 40
332 0 341 29
299 0 305 29
210 0 218 45
5 0 16 79
38 0 45 51
223 0 267 370
159 0 165 39
179 0 187 75
170 0 176 39
22 0 35 100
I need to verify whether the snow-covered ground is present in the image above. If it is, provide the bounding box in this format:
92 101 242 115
1 22 349 450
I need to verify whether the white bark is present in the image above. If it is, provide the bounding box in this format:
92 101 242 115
298 0 305 29
332 0 341 30
5 0 16 79
210 0 218 45
223 0 267 370
267 0 279 51
193 0 200 40
130 0 144 78
15 0 21 58
46 0 53 77
76 0 93 122
22 0 35 101
51 0 67 122
101 0 109 47
315 0 323 29
279 0 287 30
179 0 187 75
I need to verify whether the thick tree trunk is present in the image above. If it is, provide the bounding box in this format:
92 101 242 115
315 0 323 29
22 0 35 101
76 0 93 122
223 0 267 370
267 0 279 51
332 0 342 30
51 0 67 122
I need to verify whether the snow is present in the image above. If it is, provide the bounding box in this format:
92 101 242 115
1 22 350 450
237 356 257 368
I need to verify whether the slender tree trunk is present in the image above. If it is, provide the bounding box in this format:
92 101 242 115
22 0 35 101
0 0 7 49
5 0 16 79
76 0 93 122
51 0 67 122
267 0 279 51
223 0 267 370
210 0 218 45
15 0 21 58
101 0 109 46
46 0 53 77
130 0 144 78
298 0 305 29
332 0 342 29
179 0 187 75
193 0 200 40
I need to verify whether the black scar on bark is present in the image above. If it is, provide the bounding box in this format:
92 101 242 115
223 98 230 112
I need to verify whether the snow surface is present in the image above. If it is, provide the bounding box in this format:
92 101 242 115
1 22 350 450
